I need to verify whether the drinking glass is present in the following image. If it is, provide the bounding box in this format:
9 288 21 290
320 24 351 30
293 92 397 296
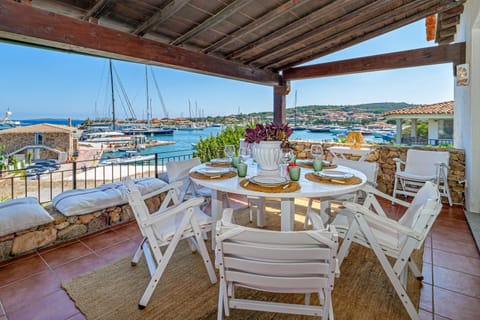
237 163 248 177
239 145 251 162
311 144 323 160
224 145 235 161
280 148 293 164
289 166 301 181
312 159 323 172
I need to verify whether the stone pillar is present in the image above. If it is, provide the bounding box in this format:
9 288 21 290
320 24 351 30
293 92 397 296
395 119 402 144
411 119 417 143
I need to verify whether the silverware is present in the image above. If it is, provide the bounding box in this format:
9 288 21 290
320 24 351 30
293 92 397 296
330 179 345 184
209 175 222 179
244 181 250 187
282 183 290 189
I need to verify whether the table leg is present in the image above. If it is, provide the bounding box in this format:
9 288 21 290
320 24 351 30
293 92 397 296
256 197 265 227
211 190 225 250
280 198 295 231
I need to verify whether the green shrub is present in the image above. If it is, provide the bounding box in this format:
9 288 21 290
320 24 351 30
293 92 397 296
193 126 245 162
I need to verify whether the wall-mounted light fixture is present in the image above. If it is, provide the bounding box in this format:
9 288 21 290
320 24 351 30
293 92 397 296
456 63 469 86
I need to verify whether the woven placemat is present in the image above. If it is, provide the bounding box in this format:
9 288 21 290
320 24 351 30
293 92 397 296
305 172 362 185
189 170 236 180
205 161 231 168
239 179 301 193
296 162 338 169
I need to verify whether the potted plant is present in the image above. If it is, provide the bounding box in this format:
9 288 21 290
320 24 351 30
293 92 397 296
245 122 292 171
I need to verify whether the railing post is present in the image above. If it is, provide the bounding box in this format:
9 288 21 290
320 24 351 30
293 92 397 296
155 153 159 178
72 161 77 190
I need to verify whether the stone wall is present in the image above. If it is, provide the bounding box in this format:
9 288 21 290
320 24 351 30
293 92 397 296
291 140 465 205
0 192 166 262
0 132 73 159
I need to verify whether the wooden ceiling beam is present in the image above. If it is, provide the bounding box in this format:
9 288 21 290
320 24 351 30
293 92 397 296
133 0 190 36
439 26 458 38
82 0 112 21
246 0 400 65
0 1 278 85
269 0 461 70
171 0 254 46
440 15 460 29
283 43 466 80
202 0 305 54
226 0 337 60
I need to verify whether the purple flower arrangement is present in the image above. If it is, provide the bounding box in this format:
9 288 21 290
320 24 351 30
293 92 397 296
245 122 293 144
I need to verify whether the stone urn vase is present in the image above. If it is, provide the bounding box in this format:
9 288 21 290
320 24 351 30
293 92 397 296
252 141 282 171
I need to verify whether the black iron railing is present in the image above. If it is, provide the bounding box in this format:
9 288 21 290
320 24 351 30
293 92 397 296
0 149 194 204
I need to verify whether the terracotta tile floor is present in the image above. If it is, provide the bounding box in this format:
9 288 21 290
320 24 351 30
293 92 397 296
0 196 479 320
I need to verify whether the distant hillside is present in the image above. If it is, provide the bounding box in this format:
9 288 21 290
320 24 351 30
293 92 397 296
290 102 413 114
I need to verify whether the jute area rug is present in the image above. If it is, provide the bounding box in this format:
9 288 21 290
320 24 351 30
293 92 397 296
62 201 423 320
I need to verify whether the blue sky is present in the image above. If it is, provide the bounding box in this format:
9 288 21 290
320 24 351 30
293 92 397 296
0 19 453 120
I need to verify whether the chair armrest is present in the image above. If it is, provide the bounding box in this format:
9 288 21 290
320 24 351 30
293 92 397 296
310 211 326 230
393 158 405 172
142 197 205 226
434 162 450 170
141 181 184 200
342 202 423 240
361 184 411 208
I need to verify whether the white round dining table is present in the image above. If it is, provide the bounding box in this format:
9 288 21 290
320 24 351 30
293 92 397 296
190 163 367 248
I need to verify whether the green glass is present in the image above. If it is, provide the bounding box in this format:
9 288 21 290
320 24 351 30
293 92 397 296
237 163 248 177
312 159 323 172
232 157 241 168
289 166 301 181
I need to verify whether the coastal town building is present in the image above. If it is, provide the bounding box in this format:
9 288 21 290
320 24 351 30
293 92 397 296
384 101 454 145
0 123 78 163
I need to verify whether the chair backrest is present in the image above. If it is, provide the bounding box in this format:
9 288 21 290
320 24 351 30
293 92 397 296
121 177 152 236
404 149 449 177
166 157 201 182
398 181 442 246
166 158 201 200
216 221 338 293
333 158 379 185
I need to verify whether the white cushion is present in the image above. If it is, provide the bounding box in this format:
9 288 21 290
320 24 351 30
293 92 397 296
153 206 211 242
52 177 167 216
0 197 54 236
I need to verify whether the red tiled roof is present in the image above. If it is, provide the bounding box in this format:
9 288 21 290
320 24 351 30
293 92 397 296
384 101 453 116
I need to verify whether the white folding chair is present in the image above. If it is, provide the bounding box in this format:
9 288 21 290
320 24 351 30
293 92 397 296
393 149 452 206
216 208 338 320
327 181 442 320
167 157 231 208
304 159 379 228
121 177 217 308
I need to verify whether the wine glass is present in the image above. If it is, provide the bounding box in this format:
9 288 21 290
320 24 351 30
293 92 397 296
239 145 251 162
311 144 323 160
224 145 235 161
279 148 292 177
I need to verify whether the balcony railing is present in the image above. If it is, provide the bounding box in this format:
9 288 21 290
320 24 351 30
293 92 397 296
401 137 453 146
0 149 194 204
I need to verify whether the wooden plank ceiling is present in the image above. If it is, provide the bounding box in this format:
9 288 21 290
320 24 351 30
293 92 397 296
0 0 466 84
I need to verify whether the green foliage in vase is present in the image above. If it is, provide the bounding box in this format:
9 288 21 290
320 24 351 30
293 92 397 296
193 126 246 162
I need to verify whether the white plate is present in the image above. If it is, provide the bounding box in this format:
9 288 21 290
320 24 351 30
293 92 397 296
249 175 289 187
314 170 353 180
322 160 331 166
210 158 231 164
197 167 230 176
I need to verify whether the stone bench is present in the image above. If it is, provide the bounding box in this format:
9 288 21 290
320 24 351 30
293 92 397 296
0 178 168 262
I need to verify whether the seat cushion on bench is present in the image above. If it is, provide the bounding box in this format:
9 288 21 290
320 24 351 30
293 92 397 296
0 197 54 237
52 177 167 217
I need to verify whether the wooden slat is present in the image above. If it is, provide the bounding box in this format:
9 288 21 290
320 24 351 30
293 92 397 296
82 0 112 21
171 0 254 46
270 0 461 70
224 257 331 276
439 26 458 38
246 0 402 65
133 0 190 36
226 0 339 60
202 0 305 54
0 1 278 85
283 43 466 81
222 242 332 260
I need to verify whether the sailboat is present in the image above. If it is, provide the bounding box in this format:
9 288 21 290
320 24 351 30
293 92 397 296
291 90 307 131
120 66 174 136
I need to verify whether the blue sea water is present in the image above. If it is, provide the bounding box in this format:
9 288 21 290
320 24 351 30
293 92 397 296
15 119 383 159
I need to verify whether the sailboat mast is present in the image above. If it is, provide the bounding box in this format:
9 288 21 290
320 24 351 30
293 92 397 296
109 60 116 130
145 65 150 128
294 89 297 126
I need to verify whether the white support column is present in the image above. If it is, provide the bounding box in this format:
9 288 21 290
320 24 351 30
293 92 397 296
411 119 417 139
454 1 480 213
428 119 439 144
395 119 402 144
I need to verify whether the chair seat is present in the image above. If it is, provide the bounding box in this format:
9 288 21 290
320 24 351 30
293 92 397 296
396 171 436 181
331 209 405 252
153 206 212 242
